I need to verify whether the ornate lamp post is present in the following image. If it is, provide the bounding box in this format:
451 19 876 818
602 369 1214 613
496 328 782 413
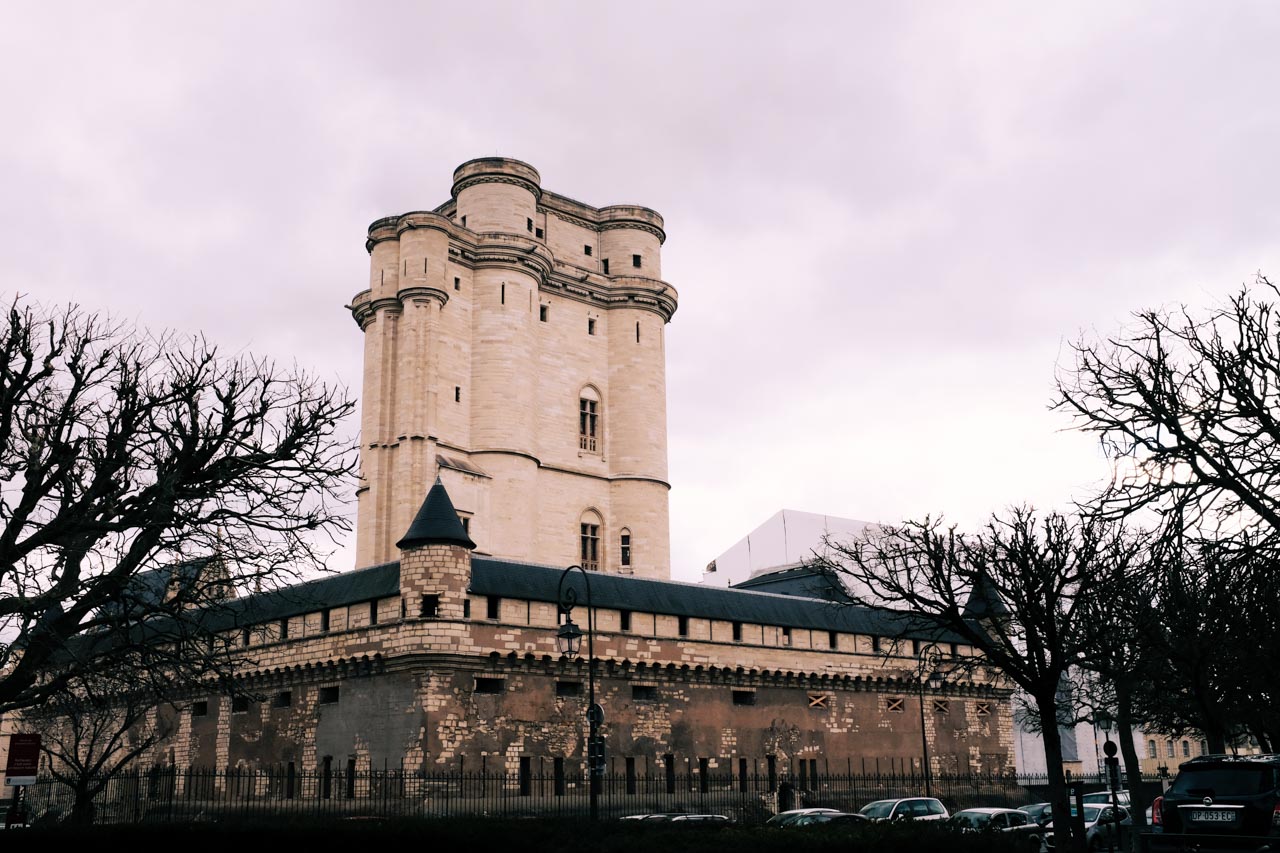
918 662 943 797
1097 712 1121 853
556 565 603 821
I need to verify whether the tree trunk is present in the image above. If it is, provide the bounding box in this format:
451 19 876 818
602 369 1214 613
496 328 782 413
1116 680 1147 851
1039 693 1085 853
70 783 96 826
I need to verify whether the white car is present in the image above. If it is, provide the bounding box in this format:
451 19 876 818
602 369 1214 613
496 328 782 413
765 807 843 826
859 797 950 822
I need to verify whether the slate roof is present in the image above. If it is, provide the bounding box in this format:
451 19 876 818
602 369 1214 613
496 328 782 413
962 572 1011 621
397 479 476 550
731 563 856 603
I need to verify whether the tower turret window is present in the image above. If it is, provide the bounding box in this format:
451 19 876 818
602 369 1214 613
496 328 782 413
602 259 609 275
584 245 592 256
620 529 631 568
579 512 601 572
632 254 641 268
578 393 599 452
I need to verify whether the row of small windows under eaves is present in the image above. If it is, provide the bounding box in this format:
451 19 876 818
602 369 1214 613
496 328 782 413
1147 738 1209 759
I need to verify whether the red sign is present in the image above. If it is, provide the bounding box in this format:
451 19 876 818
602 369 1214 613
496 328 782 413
4 733 40 786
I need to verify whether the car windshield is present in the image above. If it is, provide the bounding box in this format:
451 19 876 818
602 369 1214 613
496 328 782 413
1168 767 1279 798
860 801 896 819
952 812 991 828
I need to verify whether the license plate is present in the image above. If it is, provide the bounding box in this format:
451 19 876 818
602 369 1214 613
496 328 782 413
1190 810 1234 823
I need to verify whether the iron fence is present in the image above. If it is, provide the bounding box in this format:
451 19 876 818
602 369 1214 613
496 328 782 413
12 766 1161 827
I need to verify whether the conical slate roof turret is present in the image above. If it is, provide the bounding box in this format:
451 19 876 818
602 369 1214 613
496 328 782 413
962 571 1010 621
396 478 476 551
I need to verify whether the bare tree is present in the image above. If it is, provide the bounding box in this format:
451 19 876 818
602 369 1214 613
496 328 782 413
0 299 357 713
812 508 1145 853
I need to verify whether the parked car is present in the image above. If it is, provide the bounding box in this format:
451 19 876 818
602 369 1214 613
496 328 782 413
1042 804 1129 850
951 808 1047 849
765 807 843 827
621 812 729 822
1083 790 1132 808
788 811 869 828
859 797 950 822
1149 753 1280 848
1019 802 1054 825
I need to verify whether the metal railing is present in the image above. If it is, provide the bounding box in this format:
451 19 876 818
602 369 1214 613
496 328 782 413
14 767 1164 827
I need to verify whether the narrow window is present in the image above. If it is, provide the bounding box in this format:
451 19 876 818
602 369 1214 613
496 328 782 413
587 318 596 336
454 276 460 291
579 397 598 452
782 626 792 645
273 691 292 708
602 259 609 275
423 258 428 274
1147 740 1157 759
619 530 631 567
526 217 533 232
455 386 461 403
1200 740 1208 755
635 321 640 343
486 596 501 620
556 681 583 698
912 638 921 656
279 619 289 640
369 600 378 626
242 628 251 648
580 522 600 571
1166 740 1175 758
501 283 505 305
732 621 743 642
535 227 543 239
539 305 549 323
403 260 407 275
319 686 340 705
232 696 249 714
632 253 641 268
828 630 838 650
732 690 756 706
950 642 959 657
1181 740 1190 757
421 594 440 618
871 636 882 653
463 599 471 619
619 609 631 632
632 685 657 701
191 701 209 717
474 677 504 695
460 516 471 534
320 610 330 633
584 245 592 256
461 215 467 227
678 615 689 637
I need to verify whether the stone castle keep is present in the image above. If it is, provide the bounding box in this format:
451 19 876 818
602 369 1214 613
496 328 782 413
48 158 1018 781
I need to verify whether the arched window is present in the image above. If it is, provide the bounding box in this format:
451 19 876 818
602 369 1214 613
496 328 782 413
578 387 601 453
579 510 602 571
1147 740 1157 759
619 528 632 569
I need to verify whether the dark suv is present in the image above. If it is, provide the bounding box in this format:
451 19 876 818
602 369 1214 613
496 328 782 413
1151 754 1280 851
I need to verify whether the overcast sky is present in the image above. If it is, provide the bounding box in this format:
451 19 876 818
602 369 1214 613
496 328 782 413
4 2 1280 582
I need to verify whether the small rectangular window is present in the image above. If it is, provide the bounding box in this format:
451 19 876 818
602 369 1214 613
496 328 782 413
732 621 743 642
279 619 289 640
580 522 600 570
602 259 609 275
678 615 689 637
619 609 631 631
369 600 379 626
455 386 461 402
781 626 792 645
191 701 209 717
242 628 251 648
460 516 471 533
635 321 640 343
461 215 467 227
950 642 959 657
732 690 756 706
620 532 631 567
526 217 533 232
454 276 460 291
320 610 330 633
232 696 249 714
828 631 838 650
273 691 292 708
912 638 921 656
632 685 657 701
556 681 583 698
421 595 440 618
486 596 501 620
474 677 504 695
872 636 882 653
975 701 991 717
319 686 340 705
535 227 543 239
932 699 950 714
579 399 599 452
501 283 505 305
584 245 592 256
539 305 548 322
632 254 641 268
587 318 596 336
463 598 471 618
886 697 905 713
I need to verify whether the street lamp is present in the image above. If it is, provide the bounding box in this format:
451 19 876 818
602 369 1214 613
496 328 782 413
1096 713 1120 853
918 661 943 797
556 565 603 821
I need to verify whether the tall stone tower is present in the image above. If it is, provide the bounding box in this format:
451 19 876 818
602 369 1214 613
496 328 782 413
350 158 677 579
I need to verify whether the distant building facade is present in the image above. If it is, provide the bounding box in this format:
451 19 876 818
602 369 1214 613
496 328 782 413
703 509 873 588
